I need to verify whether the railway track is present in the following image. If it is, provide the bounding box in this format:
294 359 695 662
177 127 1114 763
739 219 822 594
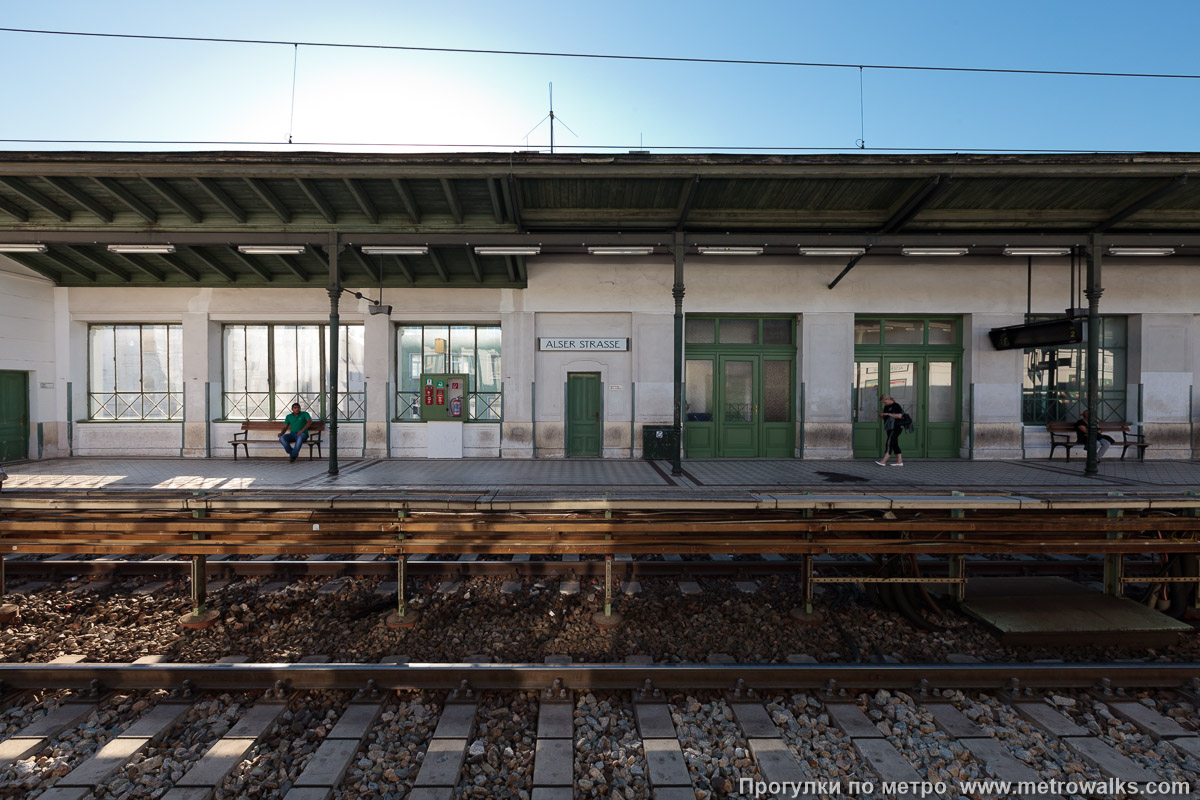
2 660 1197 799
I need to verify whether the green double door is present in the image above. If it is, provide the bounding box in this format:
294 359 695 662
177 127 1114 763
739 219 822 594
852 356 959 458
685 355 794 458
0 371 29 461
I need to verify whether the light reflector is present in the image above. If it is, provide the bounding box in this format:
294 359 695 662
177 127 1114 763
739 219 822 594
107 244 176 254
697 246 764 255
238 245 306 255
798 247 866 257
361 246 428 256
0 243 48 253
1003 247 1072 256
587 246 655 256
1107 247 1175 256
474 246 541 256
901 247 969 256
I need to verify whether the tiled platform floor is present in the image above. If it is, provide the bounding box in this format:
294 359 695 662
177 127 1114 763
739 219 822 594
2 455 1198 495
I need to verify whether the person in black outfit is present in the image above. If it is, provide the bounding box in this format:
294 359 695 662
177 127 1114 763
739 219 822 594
876 395 905 467
1074 409 1114 459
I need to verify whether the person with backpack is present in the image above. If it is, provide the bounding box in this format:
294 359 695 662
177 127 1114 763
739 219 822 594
875 394 906 467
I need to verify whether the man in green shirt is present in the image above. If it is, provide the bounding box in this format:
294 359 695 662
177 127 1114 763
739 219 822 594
279 403 313 462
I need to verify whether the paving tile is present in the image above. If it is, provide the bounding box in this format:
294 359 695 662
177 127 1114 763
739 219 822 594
747 738 815 799
408 789 455 800
177 735 263 786
531 789 572 800
678 581 702 595
327 703 382 740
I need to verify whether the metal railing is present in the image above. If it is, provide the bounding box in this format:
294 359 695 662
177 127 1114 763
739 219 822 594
88 391 183 420
394 390 502 421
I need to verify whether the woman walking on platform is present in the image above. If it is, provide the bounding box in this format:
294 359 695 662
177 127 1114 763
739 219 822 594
876 395 905 467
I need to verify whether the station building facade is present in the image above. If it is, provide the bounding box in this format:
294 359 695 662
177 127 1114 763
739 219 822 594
0 151 1197 463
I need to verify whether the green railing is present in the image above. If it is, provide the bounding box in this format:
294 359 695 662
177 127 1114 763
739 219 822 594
88 391 183 420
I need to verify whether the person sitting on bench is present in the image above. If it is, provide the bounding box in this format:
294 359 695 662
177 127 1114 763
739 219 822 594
280 403 313 462
1074 409 1114 460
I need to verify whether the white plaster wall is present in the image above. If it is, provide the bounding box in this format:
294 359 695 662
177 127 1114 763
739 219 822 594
75 422 183 457
0 260 58 458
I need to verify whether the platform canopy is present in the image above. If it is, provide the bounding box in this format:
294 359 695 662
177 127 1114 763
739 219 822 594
1 150 1200 287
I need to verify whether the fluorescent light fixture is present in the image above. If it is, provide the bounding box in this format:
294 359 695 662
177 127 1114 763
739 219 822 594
1107 247 1175 256
587 246 655 256
107 244 176 254
361 246 428 256
474 246 541 256
697 246 764 256
1003 247 1072 257
798 247 866 257
901 247 969 256
0 243 48 253
237 245 306 255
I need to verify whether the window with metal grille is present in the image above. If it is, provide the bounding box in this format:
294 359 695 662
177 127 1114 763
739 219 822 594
222 324 365 420
88 324 183 420
1022 316 1126 424
395 324 501 421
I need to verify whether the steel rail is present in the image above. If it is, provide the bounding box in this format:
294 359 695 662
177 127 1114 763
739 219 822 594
1 661 1197 692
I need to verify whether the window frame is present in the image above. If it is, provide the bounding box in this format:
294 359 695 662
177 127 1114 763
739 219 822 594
86 323 183 421
394 323 502 422
1021 315 1127 424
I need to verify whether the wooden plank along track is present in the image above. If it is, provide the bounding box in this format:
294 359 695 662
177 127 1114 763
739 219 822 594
1 506 1199 555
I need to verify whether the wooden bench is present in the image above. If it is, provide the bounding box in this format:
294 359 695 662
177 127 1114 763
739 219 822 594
1046 421 1149 462
230 420 325 459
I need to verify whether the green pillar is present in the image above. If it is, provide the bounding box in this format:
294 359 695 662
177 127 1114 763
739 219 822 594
327 235 342 476
1084 235 1103 476
671 236 685 476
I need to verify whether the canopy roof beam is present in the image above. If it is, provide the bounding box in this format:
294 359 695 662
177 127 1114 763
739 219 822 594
245 178 292 223
157 253 200 281
106 250 167 282
2 253 60 283
0 177 72 221
391 179 421 223
428 248 449 281
675 175 701 229
42 250 96 282
275 254 310 281
226 247 273 281
505 175 524 231
0 195 29 222
487 178 505 223
64 246 130 282
93 178 157 223
344 179 378 224
441 178 463 223
42 178 113 222
144 178 203 223
465 246 484 283
879 175 952 234
1095 174 1189 232
503 255 517 282
392 254 415 283
185 246 237 282
346 246 381 283
194 178 247 223
295 179 337 223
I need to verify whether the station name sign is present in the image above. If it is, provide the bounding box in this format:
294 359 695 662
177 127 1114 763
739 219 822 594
539 338 629 351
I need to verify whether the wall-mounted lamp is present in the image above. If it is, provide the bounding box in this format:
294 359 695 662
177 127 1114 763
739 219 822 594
900 247 969 256
1003 247 1071 256
108 244 176 254
237 245 306 255
798 247 866 257
474 246 541 256
1106 247 1175 256
0 243 48 253
587 246 655 256
362 246 428 256
697 246 764 255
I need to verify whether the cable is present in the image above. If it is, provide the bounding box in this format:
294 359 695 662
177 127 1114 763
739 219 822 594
4 26 1200 81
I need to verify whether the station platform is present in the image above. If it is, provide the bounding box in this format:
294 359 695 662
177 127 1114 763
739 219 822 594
2 455 1199 498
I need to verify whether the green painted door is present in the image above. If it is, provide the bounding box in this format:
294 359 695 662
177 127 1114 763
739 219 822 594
852 357 959 459
0 371 29 461
566 373 602 457
718 356 758 457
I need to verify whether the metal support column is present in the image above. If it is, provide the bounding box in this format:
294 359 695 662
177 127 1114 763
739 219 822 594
327 233 342 476
802 554 814 614
671 235 685 476
398 553 408 618
191 555 207 615
1084 235 1104 475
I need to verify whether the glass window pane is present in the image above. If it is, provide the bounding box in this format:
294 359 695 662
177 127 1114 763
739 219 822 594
723 360 753 421
90 327 114 393
763 319 792 345
685 318 715 344
853 361 879 422
854 320 880 345
763 360 791 422
398 326 422 391
296 326 321 394
884 320 923 345
685 360 713 421
928 320 957 345
332 326 365 393
245 326 269 392
928 361 955 422
450 325 476 391
168 325 182 392
476 326 501 392
1102 317 1126 348
719 319 758 345
424 325 449 374
114 326 141 393
141 325 169 392
889 362 917 413
274 326 298 393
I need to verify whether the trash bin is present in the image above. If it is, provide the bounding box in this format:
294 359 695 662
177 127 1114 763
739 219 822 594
642 425 678 460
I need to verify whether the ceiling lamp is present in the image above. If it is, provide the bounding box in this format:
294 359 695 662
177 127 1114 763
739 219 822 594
108 244 176 254
901 247 969 256
798 247 866 257
1107 247 1175 256
1003 247 1072 257
361 246 429 256
0 243 48 253
587 246 655 256
474 246 541 256
697 246 764 255
238 245 306 255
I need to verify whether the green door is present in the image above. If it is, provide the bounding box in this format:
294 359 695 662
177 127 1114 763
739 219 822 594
0 371 29 461
566 372 602 457
718 356 758 457
852 357 959 459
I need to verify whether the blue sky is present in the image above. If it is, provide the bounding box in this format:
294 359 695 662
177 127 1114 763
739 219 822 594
2 0 1199 153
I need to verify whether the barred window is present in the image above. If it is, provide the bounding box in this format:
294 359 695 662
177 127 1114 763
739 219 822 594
1022 316 1126 424
396 324 501 421
223 324 365 420
88 324 183 420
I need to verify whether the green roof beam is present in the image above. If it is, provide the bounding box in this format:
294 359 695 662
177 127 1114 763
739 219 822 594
440 178 463 223
43 177 113 223
504 175 523 231
42 250 96 282
64 246 130 282
1095 174 1189 232
185 246 237 282
0 177 72 221
487 178 505 223
194 178 247 223
93 178 157 223
2 253 60 283
226 247 273 281
275 254 310 281
427 248 449 281
157 253 200 281
391 178 421 223
465 246 484 283
0 194 29 222
105 250 167 282
295 178 337 223
675 175 701 230
344 179 379 224
245 178 292 223
879 175 952 234
143 178 203 223
346 246 381 283
392 254 415 283
515 254 527 282
503 254 517 282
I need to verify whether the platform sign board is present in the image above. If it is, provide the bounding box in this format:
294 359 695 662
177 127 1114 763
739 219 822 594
420 373 468 421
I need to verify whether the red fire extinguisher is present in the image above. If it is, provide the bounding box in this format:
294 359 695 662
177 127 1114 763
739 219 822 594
450 395 462 417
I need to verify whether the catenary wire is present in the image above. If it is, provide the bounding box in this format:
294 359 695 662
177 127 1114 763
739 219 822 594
2 26 1200 81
